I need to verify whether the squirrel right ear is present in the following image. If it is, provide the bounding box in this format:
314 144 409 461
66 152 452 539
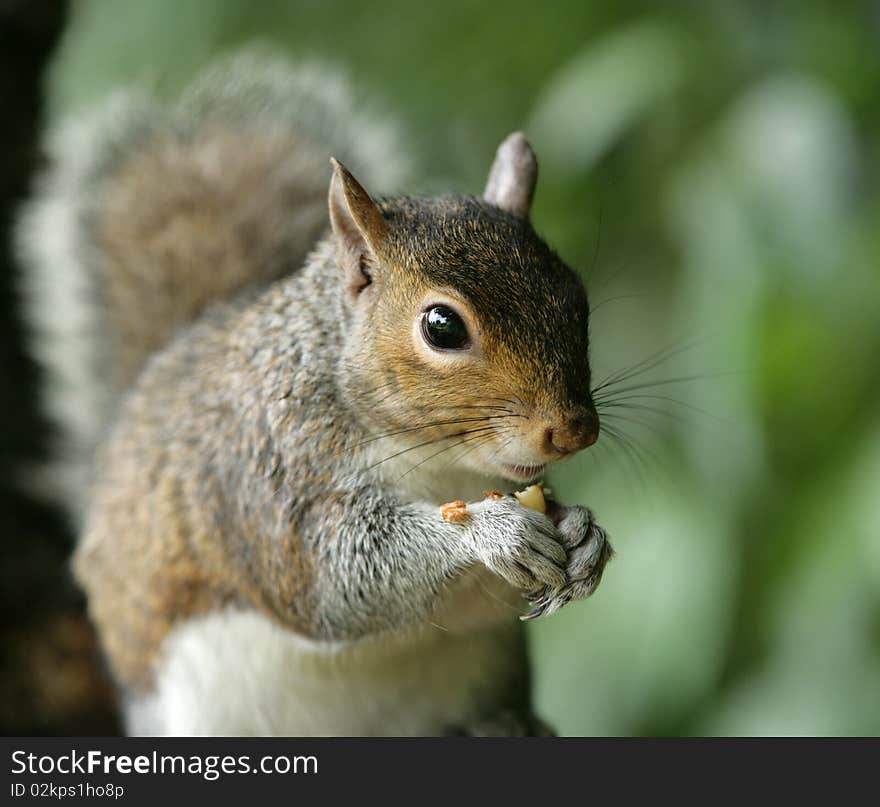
483 132 538 219
329 159 387 296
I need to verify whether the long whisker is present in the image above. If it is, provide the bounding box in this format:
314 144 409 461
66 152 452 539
437 404 523 413
395 428 509 482
439 425 518 475
602 418 670 481
581 427 627 483
589 293 647 317
366 425 503 471
592 339 697 392
485 434 515 470
598 400 695 428
594 392 729 424
357 414 518 447
594 371 736 399
599 422 650 492
600 410 672 439
591 339 702 395
340 374 522 414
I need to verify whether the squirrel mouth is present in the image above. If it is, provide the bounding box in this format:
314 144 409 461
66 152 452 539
502 463 546 482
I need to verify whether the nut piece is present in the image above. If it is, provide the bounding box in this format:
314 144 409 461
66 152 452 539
440 499 469 523
513 483 546 514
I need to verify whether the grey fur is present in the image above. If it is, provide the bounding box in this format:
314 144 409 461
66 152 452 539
16 49 410 522
18 51 613 735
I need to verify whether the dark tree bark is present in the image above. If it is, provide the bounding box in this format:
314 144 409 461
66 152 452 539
0 0 120 736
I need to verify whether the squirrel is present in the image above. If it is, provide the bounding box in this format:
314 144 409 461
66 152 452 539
16 51 612 736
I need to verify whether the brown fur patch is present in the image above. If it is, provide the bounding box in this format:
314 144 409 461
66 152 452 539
96 125 328 393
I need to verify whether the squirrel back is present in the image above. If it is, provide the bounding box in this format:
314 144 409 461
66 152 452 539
16 51 409 520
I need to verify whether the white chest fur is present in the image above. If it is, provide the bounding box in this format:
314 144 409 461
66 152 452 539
127 595 524 736
126 447 525 735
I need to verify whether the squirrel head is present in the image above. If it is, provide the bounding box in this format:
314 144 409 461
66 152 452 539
329 133 598 484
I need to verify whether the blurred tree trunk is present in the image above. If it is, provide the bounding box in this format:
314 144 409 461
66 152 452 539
0 0 120 735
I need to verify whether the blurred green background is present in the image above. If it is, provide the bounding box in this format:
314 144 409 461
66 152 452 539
38 1 880 734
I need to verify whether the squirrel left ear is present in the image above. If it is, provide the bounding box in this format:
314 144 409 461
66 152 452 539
328 158 387 296
483 132 538 219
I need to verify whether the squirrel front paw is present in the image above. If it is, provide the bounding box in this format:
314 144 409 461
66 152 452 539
521 504 613 621
463 497 567 591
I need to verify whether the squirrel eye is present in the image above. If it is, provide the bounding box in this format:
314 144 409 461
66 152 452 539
421 305 470 350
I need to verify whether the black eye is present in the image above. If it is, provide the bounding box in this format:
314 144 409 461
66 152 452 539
421 305 470 350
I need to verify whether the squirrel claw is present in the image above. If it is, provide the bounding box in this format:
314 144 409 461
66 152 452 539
520 604 547 622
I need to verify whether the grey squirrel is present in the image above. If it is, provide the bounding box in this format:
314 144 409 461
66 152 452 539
17 51 612 735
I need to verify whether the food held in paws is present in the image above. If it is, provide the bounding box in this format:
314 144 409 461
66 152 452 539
440 499 469 522
513 484 546 514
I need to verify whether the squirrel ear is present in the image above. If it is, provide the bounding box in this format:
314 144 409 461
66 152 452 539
328 158 387 295
483 132 538 219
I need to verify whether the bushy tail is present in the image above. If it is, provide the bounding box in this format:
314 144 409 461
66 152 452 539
16 49 410 520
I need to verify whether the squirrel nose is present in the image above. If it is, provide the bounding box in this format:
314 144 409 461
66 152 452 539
543 408 599 456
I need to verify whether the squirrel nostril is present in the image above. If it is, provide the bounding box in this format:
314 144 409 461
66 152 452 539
545 411 599 455
573 412 600 449
546 426 576 456
582 426 598 448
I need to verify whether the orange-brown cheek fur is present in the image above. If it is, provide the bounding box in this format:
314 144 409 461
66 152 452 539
359 257 557 460
370 300 534 455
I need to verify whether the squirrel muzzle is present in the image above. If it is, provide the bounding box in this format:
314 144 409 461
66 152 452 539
539 405 600 457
